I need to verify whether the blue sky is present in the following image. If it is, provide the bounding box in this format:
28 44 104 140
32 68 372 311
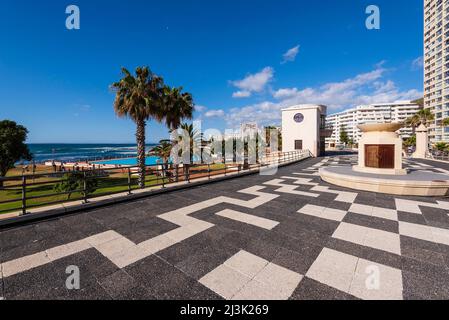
0 0 423 143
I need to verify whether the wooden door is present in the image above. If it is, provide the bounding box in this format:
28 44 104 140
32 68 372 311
379 145 395 169
365 145 379 168
365 145 395 169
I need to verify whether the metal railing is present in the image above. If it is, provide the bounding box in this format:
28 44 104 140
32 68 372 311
427 150 449 161
0 150 312 216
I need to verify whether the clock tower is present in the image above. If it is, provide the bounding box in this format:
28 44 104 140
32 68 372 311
281 104 329 157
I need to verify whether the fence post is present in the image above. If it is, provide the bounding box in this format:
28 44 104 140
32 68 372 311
208 164 211 180
21 175 27 216
127 168 132 194
162 165 166 188
83 171 88 203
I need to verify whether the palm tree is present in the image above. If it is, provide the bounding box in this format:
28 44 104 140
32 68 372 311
405 109 435 132
434 142 448 152
443 117 449 127
162 86 194 174
111 67 165 188
177 123 201 164
150 140 173 177
163 87 194 132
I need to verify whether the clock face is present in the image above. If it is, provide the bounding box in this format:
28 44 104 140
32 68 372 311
294 113 304 123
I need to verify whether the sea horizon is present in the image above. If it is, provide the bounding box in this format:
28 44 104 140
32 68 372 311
24 143 159 164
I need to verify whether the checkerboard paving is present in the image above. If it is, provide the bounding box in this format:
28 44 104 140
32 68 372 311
199 250 302 300
1 154 449 300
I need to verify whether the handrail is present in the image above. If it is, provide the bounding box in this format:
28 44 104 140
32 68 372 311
0 150 312 216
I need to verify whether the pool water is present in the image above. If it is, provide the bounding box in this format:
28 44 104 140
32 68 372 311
93 156 166 166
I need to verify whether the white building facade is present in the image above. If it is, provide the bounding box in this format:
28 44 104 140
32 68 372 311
424 0 449 142
282 104 329 157
326 101 422 146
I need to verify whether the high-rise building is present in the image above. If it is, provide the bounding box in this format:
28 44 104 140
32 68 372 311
326 101 422 146
424 0 449 142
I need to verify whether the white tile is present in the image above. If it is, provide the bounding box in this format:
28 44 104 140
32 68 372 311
253 263 303 299
350 204 398 221
349 204 373 216
85 230 122 247
311 186 357 203
306 248 358 293
332 223 366 246
199 264 251 299
395 199 449 215
224 250 268 278
298 205 346 222
216 209 279 230
107 245 148 268
372 207 398 221
399 221 435 243
138 234 177 255
2 252 51 278
364 228 401 255
349 259 403 300
333 223 401 255
323 207 348 222
431 227 449 246
46 239 92 261
231 279 286 300
95 236 136 260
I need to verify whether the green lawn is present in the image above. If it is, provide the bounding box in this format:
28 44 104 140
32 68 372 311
0 163 227 214
0 174 166 214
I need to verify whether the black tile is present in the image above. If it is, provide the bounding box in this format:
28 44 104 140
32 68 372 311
397 211 427 225
402 271 449 300
290 278 358 300
272 246 321 275
98 270 138 298
176 244 235 280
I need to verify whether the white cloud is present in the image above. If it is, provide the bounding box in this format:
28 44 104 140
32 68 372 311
204 109 225 118
73 104 91 117
412 56 424 70
223 64 422 128
273 88 300 99
281 45 300 64
195 105 207 112
230 67 274 98
232 90 252 98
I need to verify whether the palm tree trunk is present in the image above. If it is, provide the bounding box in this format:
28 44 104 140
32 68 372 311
136 119 146 189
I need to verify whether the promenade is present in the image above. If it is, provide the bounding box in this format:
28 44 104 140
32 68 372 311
1 155 449 300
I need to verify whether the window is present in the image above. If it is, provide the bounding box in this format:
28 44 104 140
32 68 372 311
295 140 303 150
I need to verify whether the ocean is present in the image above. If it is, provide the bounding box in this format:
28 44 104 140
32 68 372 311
26 143 157 164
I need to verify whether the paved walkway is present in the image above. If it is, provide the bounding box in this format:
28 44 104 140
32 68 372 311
1 155 449 300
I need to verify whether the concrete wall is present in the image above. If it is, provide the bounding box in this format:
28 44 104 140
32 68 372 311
282 105 325 157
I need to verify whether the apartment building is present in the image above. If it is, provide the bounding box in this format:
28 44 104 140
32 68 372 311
326 101 422 146
424 0 449 142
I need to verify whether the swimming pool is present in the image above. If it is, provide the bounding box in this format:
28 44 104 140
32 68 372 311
92 156 166 166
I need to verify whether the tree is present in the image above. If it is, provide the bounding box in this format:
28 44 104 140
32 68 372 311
405 108 435 128
412 98 424 108
339 125 349 145
0 120 32 187
111 67 165 188
264 126 282 151
161 86 194 174
54 172 98 200
177 123 201 164
442 117 449 127
434 142 448 152
162 86 194 133
150 140 173 176
403 135 416 150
